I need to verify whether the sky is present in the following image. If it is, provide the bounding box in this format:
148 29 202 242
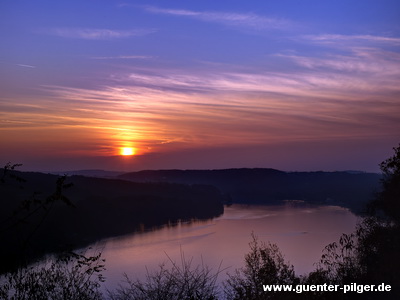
1 0 399 173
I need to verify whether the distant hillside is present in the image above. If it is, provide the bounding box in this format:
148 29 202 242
51 169 123 178
0 169 224 273
119 168 381 212
1 167 382 273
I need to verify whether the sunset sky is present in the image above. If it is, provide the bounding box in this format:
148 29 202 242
1 0 399 172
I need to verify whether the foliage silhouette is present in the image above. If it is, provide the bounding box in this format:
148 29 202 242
108 250 222 300
0 166 224 274
1 144 398 299
1 164 106 299
0 164 75 273
0 249 105 300
0 163 25 185
304 144 400 299
224 233 299 300
370 143 400 221
310 233 360 285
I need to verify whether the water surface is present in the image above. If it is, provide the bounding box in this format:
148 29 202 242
98 203 358 290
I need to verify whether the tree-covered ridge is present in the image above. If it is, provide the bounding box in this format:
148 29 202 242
0 170 224 274
1 144 398 299
120 168 381 213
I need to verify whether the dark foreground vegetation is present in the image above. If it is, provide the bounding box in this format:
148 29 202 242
0 144 399 299
0 170 223 274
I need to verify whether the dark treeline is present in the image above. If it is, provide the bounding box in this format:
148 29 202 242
0 169 224 274
1 145 398 299
119 168 380 214
0 167 380 274
111 145 397 299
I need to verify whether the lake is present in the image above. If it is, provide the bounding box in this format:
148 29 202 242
96 202 359 291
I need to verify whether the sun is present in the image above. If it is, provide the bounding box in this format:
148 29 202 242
120 147 135 156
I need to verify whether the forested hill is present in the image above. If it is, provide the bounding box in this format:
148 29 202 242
119 168 381 213
0 169 224 273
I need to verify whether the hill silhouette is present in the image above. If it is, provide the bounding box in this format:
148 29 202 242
1 167 381 273
0 169 224 273
119 168 381 213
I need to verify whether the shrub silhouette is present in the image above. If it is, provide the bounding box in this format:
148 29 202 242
0 164 74 273
224 233 299 300
0 249 105 300
109 250 222 300
1 164 105 300
2 144 399 299
304 144 400 299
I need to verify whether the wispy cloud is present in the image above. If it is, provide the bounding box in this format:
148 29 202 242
3 60 398 160
141 6 293 31
110 48 400 98
303 34 400 45
279 48 400 77
0 61 36 68
91 55 155 60
41 28 156 40
16 64 36 68
3 35 399 158
25 54 398 153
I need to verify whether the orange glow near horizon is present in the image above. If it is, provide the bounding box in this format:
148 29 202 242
120 147 135 156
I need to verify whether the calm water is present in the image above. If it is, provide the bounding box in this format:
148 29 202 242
97 202 358 290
